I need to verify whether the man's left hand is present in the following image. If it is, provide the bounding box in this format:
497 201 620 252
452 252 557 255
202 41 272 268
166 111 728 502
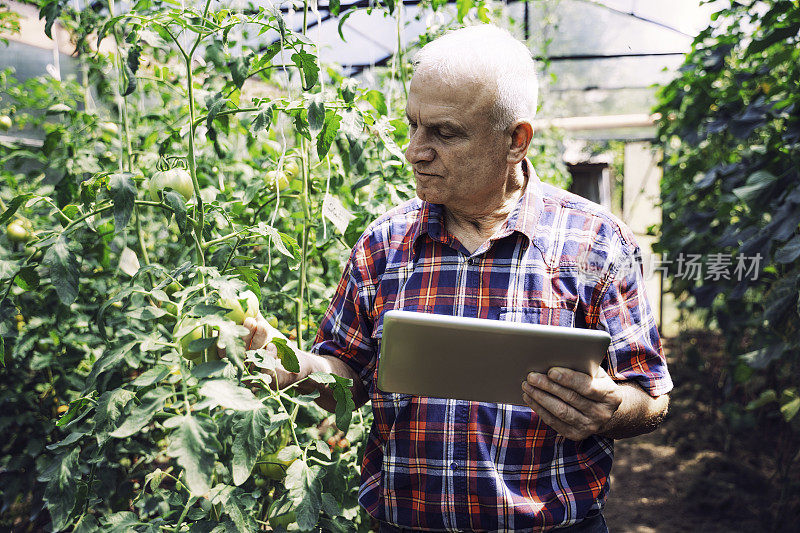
522 367 623 441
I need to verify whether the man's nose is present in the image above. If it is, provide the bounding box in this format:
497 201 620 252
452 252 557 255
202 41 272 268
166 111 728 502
405 129 434 164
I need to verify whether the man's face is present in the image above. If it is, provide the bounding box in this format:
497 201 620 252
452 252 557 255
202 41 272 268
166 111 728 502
404 69 510 211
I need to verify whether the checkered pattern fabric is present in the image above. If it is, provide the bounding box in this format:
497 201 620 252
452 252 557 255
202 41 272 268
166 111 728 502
312 161 673 531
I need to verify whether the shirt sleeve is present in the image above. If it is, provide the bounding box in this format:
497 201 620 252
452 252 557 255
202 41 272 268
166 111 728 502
596 242 673 398
311 251 378 393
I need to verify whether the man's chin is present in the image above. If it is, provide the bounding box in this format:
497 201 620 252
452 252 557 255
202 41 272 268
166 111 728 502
416 187 443 204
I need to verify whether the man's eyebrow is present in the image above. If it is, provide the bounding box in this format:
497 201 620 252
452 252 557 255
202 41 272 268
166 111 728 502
405 115 464 131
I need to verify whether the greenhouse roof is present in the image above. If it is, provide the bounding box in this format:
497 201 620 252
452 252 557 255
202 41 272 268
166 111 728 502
268 0 723 120
2 0 723 127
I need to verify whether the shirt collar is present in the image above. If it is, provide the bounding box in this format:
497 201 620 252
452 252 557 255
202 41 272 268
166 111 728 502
411 158 544 249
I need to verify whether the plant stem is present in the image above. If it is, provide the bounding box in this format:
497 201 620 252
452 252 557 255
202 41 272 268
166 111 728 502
396 1 407 99
185 56 205 267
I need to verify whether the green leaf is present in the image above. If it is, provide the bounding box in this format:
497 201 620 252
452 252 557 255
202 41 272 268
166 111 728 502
781 396 800 421
364 89 387 116
132 365 171 388
229 53 253 89
110 387 171 439
231 409 270 485
332 375 355 432
457 0 473 22
285 461 323 530
221 488 257 532
122 44 142 96
337 9 356 41
199 379 264 411
251 105 274 133
38 447 79 531
163 190 189 234
271 337 299 372
329 0 341 16
191 361 228 379
167 414 221 495
109 173 136 234
745 389 777 410
746 23 800 56
95 388 136 445
206 92 228 130
38 0 64 39
187 337 217 353
44 235 80 305
775 234 800 264
103 511 140 531
0 193 33 225
732 170 776 201
73 513 100 533
321 492 341 516
317 111 341 160
86 341 135 386
14 266 39 290
308 372 335 384
291 50 319 90
250 223 299 263
308 99 325 133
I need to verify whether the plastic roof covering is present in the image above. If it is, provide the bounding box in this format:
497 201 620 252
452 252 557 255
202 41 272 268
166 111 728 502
252 0 724 119
0 0 724 126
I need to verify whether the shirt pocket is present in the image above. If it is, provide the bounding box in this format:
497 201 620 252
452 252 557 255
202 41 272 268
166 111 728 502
499 303 578 328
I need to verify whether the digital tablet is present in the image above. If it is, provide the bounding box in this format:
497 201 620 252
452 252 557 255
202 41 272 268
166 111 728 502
377 310 611 406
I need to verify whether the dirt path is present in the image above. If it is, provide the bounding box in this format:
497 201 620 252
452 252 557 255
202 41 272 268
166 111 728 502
602 334 791 533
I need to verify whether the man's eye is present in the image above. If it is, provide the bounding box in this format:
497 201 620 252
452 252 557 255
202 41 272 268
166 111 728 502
437 130 454 139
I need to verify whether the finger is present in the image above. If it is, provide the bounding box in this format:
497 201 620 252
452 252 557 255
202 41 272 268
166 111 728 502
522 380 593 429
535 367 615 404
526 371 595 413
522 392 584 441
250 319 269 351
242 316 257 348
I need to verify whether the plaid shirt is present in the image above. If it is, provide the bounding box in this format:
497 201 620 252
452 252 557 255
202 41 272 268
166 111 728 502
312 161 673 532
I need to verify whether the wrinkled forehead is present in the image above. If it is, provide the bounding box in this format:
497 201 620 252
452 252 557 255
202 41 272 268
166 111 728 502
407 67 497 118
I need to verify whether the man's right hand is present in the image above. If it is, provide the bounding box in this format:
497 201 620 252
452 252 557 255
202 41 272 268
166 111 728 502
220 315 369 412
218 314 301 389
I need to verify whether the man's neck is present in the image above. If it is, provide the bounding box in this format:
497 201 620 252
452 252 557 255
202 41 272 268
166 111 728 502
443 163 528 252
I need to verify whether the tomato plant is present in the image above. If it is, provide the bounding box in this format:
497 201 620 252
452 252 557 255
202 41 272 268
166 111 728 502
0 0 570 531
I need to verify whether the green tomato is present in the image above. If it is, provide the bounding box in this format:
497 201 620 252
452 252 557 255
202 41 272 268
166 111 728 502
258 451 294 480
165 281 182 296
148 168 194 201
6 221 30 242
264 139 282 157
218 290 259 324
99 121 118 135
265 169 290 192
269 510 296 530
284 159 300 179
173 317 204 362
0 115 11 130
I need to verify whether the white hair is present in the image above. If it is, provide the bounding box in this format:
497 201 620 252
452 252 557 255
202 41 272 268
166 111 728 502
412 24 539 131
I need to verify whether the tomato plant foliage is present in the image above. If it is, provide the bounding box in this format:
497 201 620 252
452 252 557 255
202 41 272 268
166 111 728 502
0 0 570 530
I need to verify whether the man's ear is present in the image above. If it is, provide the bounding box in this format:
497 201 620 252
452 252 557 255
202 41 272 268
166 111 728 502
507 121 533 164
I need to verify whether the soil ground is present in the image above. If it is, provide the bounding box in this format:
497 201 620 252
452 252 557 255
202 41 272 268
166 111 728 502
603 332 799 533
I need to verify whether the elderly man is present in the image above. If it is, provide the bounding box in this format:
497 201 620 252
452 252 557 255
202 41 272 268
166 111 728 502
245 24 672 532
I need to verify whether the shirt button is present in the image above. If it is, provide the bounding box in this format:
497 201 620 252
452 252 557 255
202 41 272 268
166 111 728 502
467 258 477 266
450 461 458 471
